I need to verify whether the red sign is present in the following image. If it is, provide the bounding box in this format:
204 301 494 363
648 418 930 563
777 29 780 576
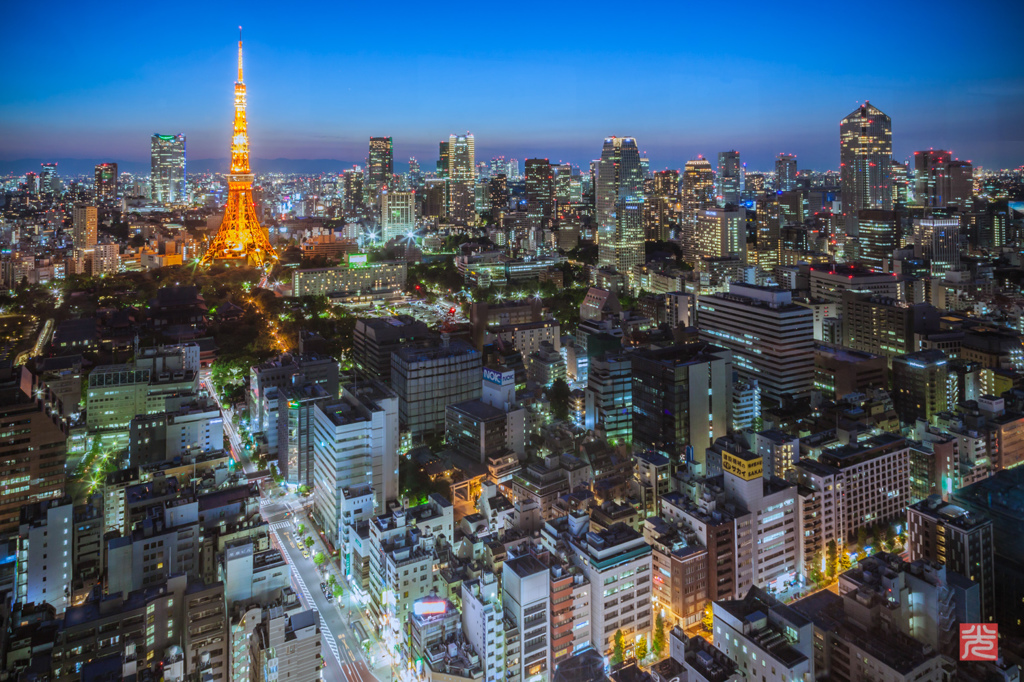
960 624 998 661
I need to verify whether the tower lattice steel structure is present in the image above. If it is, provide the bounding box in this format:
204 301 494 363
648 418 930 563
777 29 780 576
201 30 278 268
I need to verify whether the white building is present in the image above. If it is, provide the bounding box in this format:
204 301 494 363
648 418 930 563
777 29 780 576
721 449 801 591
312 379 399 551
15 499 73 614
569 522 653 658
502 553 551 682
713 586 813 682
380 189 416 243
462 574 506 682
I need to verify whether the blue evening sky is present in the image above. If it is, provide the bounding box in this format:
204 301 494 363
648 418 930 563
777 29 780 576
2 0 1023 172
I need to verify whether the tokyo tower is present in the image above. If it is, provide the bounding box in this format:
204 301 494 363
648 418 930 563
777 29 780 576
200 30 278 268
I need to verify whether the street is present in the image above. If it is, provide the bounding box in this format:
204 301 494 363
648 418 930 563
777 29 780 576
203 370 381 681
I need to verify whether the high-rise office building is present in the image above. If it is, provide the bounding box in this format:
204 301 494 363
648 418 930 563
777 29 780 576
391 339 482 436
646 169 679 241
0 387 67 538
913 150 972 209
596 137 645 284
630 342 732 460
151 133 186 204
681 157 715 242
717 150 742 205
507 158 520 180
525 158 553 230
694 206 747 261
892 350 949 424
72 204 98 250
447 134 475 226
448 133 475 180
94 163 118 201
343 166 364 210
312 380 399 547
437 140 450 177
697 283 814 403
380 188 416 242
856 209 897 271
584 352 633 445
367 136 394 200
775 153 797 192
39 162 59 196
892 158 909 204
914 217 961 276
840 102 892 233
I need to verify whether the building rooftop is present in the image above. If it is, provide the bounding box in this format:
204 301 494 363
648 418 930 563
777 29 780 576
818 433 906 468
504 553 548 579
791 590 942 675
447 399 506 422
910 495 991 531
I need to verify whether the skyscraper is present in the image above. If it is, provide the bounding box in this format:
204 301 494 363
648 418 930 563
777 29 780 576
150 134 186 204
380 188 416 242
775 153 797 192
717 150 742 205
840 102 893 233
694 207 746 261
507 158 520 180
525 158 553 230
367 136 394 200
856 209 897 271
437 141 450 178
681 156 715 242
913 150 973 209
72 204 98 250
94 163 118 201
200 33 277 268
914 217 961 276
596 137 645 284
891 158 909 205
343 166 364 210
448 133 475 180
39 162 58 196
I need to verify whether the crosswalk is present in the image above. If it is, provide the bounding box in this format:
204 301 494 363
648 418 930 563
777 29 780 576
268 521 290 530
270 526 343 673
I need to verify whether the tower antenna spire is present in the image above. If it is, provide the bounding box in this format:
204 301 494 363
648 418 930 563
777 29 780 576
237 26 243 82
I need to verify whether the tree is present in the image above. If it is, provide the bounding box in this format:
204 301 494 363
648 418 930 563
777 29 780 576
635 636 648 662
298 484 310 496
326 573 336 586
313 552 326 566
651 611 666 660
857 525 868 550
808 550 824 585
548 379 571 422
297 523 306 536
839 551 852 573
333 584 344 599
878 525 891 553
701 603 714 633
304 537 315 549
826 539 839 580
612 629 626 666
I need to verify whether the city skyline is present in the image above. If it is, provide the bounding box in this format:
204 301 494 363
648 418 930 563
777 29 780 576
3 1 1024 172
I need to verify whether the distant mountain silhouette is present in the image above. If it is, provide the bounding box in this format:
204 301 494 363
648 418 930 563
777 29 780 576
0 158 365 177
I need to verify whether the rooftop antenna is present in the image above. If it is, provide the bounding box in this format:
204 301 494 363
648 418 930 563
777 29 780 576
238 27 244 82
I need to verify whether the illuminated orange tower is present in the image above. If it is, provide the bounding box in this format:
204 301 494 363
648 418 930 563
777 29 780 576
201 30 278 268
